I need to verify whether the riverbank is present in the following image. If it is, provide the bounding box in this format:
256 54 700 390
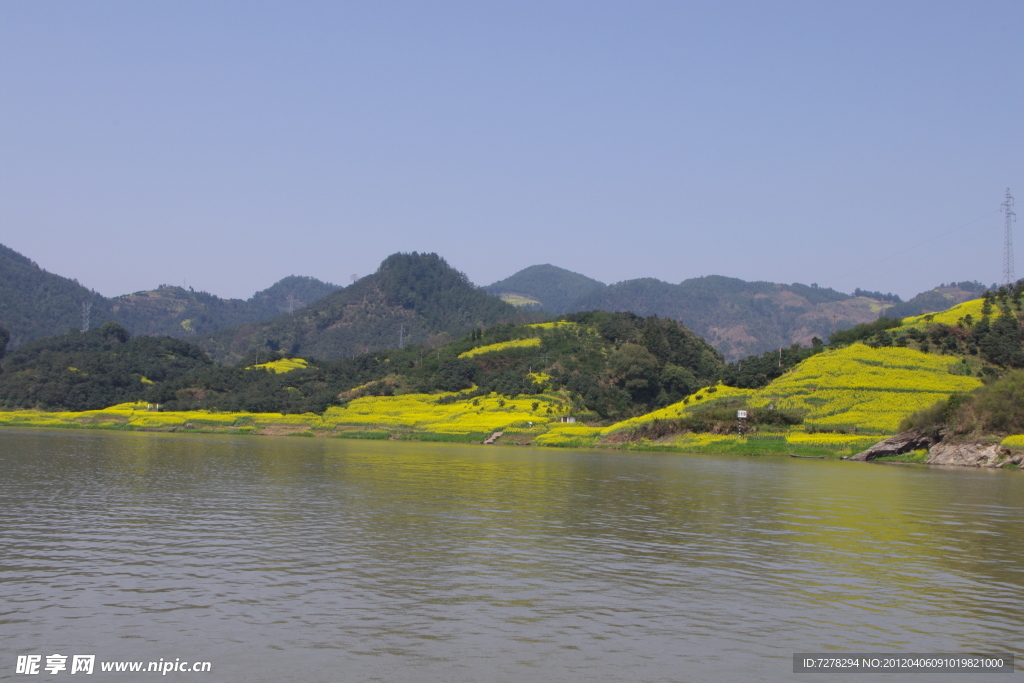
4 400 1021 466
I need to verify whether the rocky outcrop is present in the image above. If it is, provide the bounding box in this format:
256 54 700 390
925 442 1022 468
852 431 1024 468
850 430 937 461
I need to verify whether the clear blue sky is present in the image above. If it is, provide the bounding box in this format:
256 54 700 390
1 1 1021 300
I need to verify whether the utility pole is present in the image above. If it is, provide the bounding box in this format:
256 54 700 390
1003 188 1016 286
398 324 404 350
81 302 91 333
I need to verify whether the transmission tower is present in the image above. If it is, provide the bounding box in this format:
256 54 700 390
1002 188 1016 285
81 301 92 332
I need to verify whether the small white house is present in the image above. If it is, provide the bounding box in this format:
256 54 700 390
559 416 576 423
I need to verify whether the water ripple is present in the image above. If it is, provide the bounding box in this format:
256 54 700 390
1 430 1021 682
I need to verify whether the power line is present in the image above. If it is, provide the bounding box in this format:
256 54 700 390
81 301 91 333
1002 188 1016 285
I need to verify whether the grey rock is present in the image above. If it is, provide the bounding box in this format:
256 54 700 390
926 442 1022 468
850 430 937 461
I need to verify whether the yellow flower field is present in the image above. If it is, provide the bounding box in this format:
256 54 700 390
0 402 324 431
532 423 604 447
748 344 981 432
526 321 578 330
900 298 985 328
325 392 564 434
252 358 309 373
600 344 981 438
458 338 541 358
602 385 752 434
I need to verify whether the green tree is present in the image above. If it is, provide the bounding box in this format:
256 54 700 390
609 343 661 403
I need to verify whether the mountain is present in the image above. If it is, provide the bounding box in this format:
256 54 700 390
1 306 724 421
565 276 866 360
0 242 339 348
249 276 341 316
200 252 524 364
107 276 340 338
0 243 110 348
484 264 605 313
884 281 988 318
489 262 991 360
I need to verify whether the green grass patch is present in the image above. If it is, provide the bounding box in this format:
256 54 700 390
406 432 489 443
332 430 391 440
875 448 929 464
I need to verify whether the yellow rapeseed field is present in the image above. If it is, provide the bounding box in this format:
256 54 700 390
0 402 324 430
458 338 541 358
526 321 578 330
748 344 981 432
252 358 309 373
602 385 752 434
901 298 985 328
532 423 604 447
325 392 563 434
601 344 980 438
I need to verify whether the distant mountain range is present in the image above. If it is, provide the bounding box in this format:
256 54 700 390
0 242 339 349
484 264 607 313
198 252 525 364
483 264 987 359
0 242 989 362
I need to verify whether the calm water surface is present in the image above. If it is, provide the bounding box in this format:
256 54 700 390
1 429 1021 682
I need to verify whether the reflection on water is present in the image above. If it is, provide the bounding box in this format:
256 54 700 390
1 429 1021 682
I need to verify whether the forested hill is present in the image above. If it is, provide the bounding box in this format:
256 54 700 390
199 252 526 364
488 261 986 359
0 243 111 349
884 281 989 318
567 276 865 360
484 264 606 313
0 310 724 419
107 276 340 338
0 242 339 349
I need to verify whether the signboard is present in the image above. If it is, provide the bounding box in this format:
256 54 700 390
737 410 748 419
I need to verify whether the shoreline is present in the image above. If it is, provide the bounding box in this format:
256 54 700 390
2 415 1020 469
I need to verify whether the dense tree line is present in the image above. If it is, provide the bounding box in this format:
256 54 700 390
0 323 211 411
720 339 824 389
853 288 902 303
850 283 1024 374
0 243 112 348
900 370 1024 437
0 325 9 363
0 311 727 419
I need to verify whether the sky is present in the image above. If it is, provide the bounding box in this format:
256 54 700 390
1 1 1022 301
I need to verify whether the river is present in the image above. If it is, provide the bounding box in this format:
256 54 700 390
1 429 1020 682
